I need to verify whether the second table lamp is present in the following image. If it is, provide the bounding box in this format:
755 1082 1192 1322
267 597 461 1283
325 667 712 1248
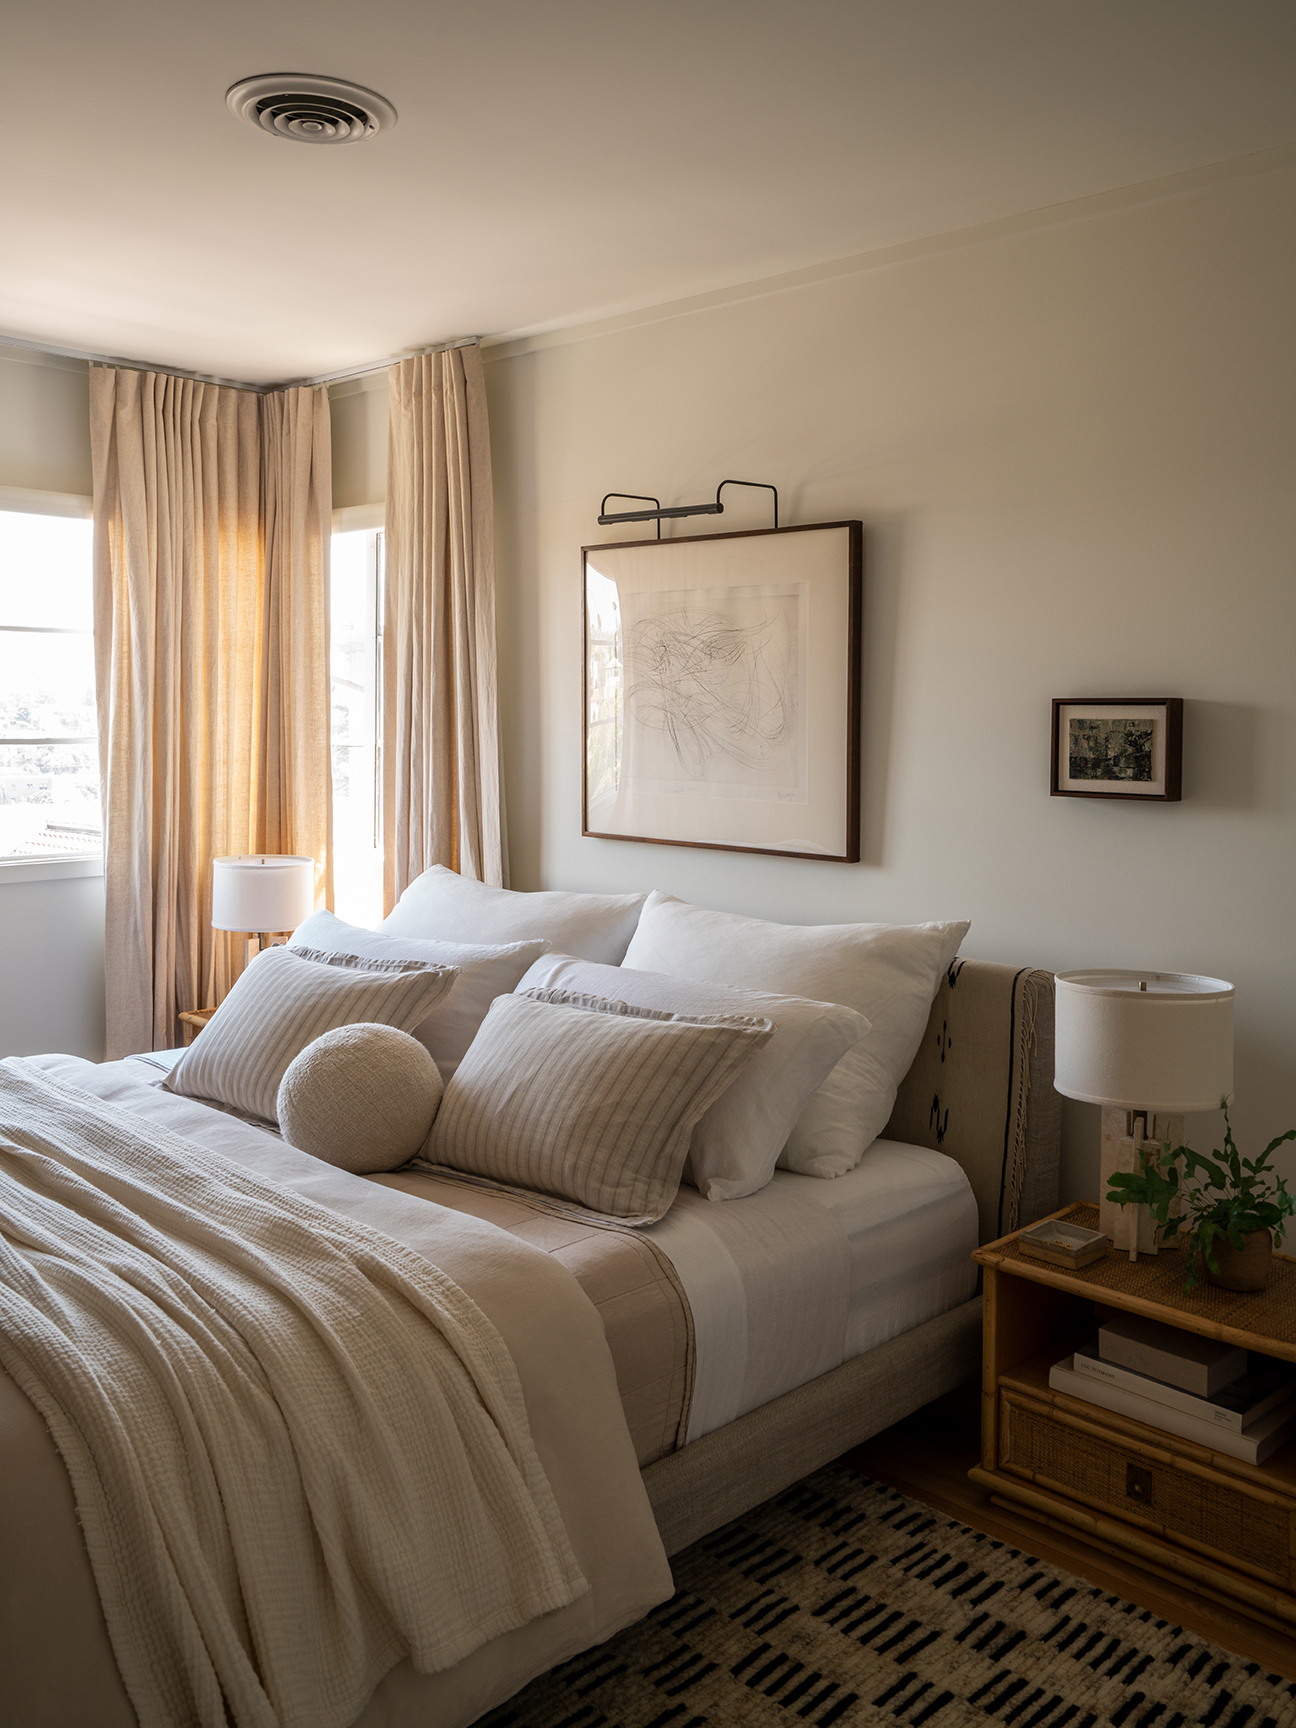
1054 969 1235 1259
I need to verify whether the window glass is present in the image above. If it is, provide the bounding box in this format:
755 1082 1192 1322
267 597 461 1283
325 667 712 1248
0 631 97 737
0 510 100 861
330 528 383 925
0 510 94 630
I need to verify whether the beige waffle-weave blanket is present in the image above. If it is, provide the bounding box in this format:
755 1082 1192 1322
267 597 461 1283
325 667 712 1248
0 1058 585 1728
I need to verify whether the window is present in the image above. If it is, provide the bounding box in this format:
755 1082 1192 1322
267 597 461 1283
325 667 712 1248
330 527 383 925
0 509 100 863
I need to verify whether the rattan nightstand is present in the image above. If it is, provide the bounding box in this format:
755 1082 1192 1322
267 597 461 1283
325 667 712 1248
177 1008 217 1045
972 1202 1296 1636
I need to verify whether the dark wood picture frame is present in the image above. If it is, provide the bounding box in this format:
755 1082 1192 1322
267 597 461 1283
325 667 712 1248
582 521 862 861
1050 697 1183 802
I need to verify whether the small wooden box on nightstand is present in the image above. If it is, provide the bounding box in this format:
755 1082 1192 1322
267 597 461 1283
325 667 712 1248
972 1202 1296 1637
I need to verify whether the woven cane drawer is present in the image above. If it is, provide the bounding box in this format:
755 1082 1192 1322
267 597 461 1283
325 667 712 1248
999 1388 1295 1589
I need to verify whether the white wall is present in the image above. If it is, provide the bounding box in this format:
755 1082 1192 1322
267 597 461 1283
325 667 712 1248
0 867 105 1059
481 157 1296 1201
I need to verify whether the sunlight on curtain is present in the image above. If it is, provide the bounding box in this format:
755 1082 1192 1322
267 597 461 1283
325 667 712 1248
383 344 506 909
330 527 383 926
91 369 332 1055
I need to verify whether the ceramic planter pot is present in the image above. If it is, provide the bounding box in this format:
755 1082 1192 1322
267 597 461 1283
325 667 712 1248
1204 1229 1273 1292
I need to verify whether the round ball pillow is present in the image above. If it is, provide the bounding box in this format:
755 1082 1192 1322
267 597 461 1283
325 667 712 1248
276 1022 444 1174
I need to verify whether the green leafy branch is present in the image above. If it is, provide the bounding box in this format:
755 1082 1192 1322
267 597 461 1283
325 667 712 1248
1105 1103 1296 1292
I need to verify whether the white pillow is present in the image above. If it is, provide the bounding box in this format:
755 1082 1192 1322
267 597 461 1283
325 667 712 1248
429 987 772 1223
383 865 646 965
518 953 870 1201
289 909 546 1081
621 891 969 1178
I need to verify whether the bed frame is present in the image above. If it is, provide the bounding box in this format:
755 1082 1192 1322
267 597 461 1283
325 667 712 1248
642 959 1060 1554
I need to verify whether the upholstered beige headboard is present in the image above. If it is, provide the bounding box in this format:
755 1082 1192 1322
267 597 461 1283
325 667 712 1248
885 959 1060 1244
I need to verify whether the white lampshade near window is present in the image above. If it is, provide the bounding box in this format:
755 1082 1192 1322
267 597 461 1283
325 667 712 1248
1054 969 1234 1260
211 855 316 949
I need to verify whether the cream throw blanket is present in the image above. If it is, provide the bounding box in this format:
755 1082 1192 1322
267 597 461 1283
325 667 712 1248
0 1059 586 1728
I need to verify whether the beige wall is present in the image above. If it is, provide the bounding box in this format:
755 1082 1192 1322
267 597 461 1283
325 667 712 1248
482 159 1296 1201
0 348 91 496
329 373 387 509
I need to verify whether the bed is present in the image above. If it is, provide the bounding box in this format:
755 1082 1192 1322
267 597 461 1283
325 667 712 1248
0 887 1059 1728
643 954 1059 1554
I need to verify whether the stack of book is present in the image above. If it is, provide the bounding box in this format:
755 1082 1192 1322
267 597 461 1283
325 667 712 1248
1050 1313 1296 1465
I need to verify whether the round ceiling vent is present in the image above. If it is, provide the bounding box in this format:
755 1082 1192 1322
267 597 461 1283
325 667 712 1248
225 74 397 145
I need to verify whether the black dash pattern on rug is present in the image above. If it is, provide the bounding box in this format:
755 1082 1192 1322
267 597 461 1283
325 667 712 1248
481 1466 1296 1728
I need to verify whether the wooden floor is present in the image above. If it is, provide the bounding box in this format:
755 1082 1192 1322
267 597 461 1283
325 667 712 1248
840 1382 1296 1681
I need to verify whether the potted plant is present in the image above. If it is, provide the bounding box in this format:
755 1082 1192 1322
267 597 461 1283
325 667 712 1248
1106 1105 1296 1292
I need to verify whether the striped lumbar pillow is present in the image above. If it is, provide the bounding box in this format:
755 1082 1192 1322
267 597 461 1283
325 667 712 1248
428 986 773 1223
165 945 459 1125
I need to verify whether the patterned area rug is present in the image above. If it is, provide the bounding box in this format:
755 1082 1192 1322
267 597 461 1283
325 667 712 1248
484 1466 1296 1728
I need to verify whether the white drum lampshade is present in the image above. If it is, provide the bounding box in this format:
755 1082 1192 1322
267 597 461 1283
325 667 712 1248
211 855 316 940
1057 969 1234 1261
1054 970 1234 1112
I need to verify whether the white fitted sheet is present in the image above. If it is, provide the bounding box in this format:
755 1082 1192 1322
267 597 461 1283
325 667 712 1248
646 1138 979 1442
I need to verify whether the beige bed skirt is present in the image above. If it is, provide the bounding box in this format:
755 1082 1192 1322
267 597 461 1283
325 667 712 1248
642 1296 983 1554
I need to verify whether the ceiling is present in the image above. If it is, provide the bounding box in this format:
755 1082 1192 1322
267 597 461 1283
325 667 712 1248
4 0 1295 384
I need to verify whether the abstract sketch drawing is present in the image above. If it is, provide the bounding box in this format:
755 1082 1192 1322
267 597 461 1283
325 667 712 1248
622 583 805 799
583 521 861 856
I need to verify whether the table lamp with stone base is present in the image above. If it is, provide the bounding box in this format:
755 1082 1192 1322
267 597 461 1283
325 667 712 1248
1053 969 1234 1261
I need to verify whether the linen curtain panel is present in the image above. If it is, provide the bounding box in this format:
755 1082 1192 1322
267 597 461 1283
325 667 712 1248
384 345 507 910
90 368 333 1058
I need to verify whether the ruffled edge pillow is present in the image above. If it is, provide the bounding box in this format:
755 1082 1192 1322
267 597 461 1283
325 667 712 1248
428 986 773 1223
516 953 870 1200
166 945 458 1125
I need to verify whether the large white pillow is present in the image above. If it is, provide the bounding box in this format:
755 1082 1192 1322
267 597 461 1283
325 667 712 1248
383 865 646 965
621 891 969 1178
429 987 772 1223
518 953 870 1201
289 909 546 1081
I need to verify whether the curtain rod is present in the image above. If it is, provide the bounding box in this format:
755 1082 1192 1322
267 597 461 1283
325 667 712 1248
0 331 481 394
278 337 481 389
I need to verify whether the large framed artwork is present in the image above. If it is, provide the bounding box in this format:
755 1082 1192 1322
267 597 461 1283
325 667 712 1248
582 521 862 860
1050 698 1183 802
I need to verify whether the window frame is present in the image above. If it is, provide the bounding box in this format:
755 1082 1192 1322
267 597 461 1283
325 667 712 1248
0 490 102 882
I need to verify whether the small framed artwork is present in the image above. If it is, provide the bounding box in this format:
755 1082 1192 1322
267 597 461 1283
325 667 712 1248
582 521 862 860
1051 698 1183 802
